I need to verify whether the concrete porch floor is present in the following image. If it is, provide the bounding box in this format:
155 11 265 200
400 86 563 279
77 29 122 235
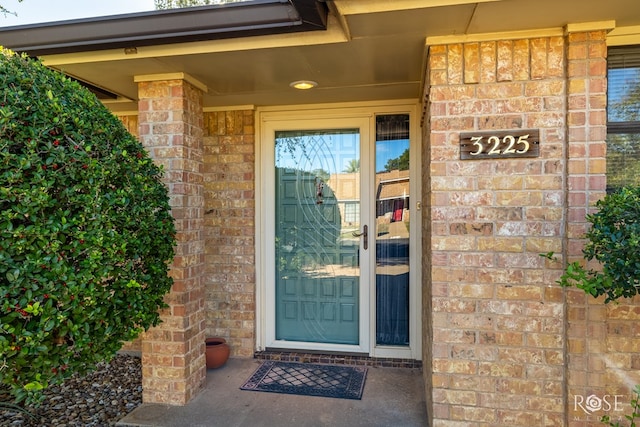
117 357 428 427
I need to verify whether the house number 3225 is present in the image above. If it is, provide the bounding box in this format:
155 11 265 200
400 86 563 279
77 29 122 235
459 129 540 160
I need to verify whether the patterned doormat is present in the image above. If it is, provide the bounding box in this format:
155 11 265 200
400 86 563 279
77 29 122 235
240 361 367 400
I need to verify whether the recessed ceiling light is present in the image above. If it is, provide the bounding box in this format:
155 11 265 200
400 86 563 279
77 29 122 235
290 80 318 90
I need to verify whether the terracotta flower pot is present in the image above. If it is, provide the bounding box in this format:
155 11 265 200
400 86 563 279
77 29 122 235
205 337 230 369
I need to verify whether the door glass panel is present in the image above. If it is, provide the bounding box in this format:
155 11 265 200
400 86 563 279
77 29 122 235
375 114 410 346
275 129 360 345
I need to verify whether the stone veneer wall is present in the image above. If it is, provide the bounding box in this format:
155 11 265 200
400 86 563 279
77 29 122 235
202 110 256 357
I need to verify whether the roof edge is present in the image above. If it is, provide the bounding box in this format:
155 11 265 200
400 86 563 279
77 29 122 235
0 0 328 56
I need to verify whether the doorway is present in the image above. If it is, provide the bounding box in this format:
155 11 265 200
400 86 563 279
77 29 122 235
258 104 421 359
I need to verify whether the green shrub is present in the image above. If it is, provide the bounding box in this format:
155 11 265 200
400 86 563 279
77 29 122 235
550 186 640 302
0 49 176 404
602 385 640 426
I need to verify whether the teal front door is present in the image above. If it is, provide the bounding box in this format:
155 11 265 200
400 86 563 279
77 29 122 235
261 108 420 359
274 128 364 345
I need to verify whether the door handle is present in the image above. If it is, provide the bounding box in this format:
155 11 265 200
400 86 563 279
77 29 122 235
352 225 368 250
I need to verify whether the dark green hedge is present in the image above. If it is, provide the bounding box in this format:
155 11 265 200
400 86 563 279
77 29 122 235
0 49 175 404
554 186 640 303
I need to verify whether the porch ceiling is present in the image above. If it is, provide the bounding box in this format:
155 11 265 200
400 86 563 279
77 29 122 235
1 0 639 112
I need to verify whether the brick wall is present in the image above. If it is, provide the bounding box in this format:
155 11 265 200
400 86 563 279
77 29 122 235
118 114 138 138
136 78 206 405
202 110 256 358
422 83 435 427
426 31 640 426
116 113 142 354
565 31 640 426
427 37 567 426
109 33 640 414
116 109 258 360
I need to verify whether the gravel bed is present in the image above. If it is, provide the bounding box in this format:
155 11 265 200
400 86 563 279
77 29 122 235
0 354 142 427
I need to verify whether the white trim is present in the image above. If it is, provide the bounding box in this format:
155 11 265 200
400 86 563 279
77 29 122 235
204 105 256 113
334 0 500 15
113 111 139 117
426 27 564 46
255 102 422 360
255 118 265 351
607 25 640 46
565 20 616 34
133 72 208 93
426 20 618 46
101 97 135 104
258 99 419 114
371 102 422 361
114 105 258 115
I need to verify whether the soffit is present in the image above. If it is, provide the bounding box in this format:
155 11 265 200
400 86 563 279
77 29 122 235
3 0 638 111
467 0 640 33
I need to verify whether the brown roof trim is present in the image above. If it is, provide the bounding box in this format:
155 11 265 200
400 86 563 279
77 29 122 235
0 0 328 56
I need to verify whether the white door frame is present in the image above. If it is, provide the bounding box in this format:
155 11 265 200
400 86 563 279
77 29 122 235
255 101 422 360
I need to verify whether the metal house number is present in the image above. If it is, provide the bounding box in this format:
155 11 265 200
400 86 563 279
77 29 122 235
459 129 540 160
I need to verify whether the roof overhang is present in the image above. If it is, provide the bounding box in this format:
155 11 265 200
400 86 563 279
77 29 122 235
1 0 639 110
0 0 328 56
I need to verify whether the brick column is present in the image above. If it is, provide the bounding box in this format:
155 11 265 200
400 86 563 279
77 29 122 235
136 73 206 405
427 37 566 425
421 86 435 427
564 29 610 426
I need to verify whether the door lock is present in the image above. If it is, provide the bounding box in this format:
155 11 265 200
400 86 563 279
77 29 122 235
352 224 368 250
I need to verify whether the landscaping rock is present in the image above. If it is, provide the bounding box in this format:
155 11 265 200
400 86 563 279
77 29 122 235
0 354 141 427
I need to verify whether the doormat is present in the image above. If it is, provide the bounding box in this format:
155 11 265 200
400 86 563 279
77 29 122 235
240 361 367 400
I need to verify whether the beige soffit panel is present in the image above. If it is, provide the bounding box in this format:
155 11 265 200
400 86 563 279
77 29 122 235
41 14 348 67
333 0 501 15
134 72 208 93
607 25 640 46
101 97 135 105
426 27 564 45
203 105 256 112
425 20 618 46
565 20 616 33
257 98 419 114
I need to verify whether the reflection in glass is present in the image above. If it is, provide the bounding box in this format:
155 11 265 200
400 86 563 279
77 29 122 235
607 50 640 192
375 114 410 346
606 133 640 192
274 129 360 345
